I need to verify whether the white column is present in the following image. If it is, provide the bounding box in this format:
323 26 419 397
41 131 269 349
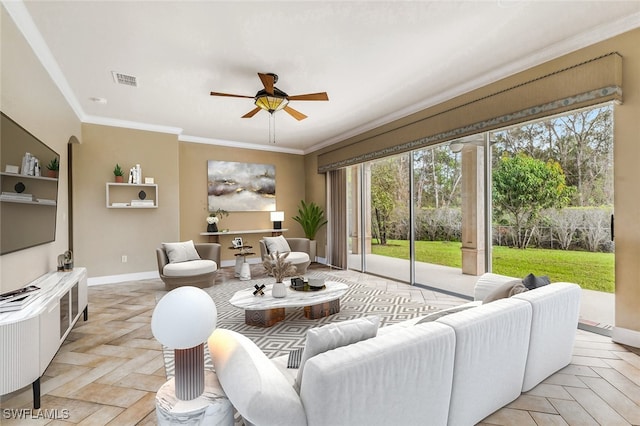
460 144 486 275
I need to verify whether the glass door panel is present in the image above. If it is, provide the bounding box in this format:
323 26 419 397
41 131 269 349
365 154 411 281
489 105 614 305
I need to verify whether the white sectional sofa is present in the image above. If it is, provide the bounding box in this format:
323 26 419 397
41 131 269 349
207 273 581 426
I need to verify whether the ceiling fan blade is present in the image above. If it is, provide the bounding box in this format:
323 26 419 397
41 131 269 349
284 105 307 121
258 73 275 94
287 92 329 101
210 91 254 99
242 107 262 118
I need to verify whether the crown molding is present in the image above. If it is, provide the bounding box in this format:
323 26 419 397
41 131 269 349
179 134 304 155
83 115 183 135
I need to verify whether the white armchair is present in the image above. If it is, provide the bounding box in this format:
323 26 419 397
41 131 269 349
259 236 311 274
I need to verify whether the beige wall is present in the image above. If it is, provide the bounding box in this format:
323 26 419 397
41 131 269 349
178 142 306 263
73 124 181 277
0 7 81 292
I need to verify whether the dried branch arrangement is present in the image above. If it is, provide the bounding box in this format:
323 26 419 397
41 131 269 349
262 251 297 283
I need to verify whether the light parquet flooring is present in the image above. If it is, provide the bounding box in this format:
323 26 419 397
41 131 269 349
1 265 639 425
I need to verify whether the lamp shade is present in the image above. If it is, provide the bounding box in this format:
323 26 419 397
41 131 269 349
152 286 217 349
270 211 285 222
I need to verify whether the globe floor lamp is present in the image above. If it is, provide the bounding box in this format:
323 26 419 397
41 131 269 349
152 286 217 400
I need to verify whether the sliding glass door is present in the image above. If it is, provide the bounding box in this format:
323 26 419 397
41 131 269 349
344 103 614 306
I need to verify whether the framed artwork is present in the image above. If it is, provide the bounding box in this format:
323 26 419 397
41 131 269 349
207 160 275 212
232 237 243 248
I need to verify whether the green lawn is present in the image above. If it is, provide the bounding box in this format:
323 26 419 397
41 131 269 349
371 239 614 292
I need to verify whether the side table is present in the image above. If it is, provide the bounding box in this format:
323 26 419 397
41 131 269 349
230 245 255 280
156 370 234 425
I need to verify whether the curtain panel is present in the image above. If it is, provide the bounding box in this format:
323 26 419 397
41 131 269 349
318 52 622 173
327 169 347 269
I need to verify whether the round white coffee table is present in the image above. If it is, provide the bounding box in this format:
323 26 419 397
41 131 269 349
229 280 348 327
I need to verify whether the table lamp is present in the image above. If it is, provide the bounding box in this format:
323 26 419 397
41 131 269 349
151 286 217 400
270 211 284 229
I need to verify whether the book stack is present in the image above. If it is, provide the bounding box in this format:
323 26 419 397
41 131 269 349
0 192 35 202
0 285 40 313
111 202 129 207
131 199 154 207
20 152 41 177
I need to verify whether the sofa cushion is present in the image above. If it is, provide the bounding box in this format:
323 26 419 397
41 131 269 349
483 279 528 303
512 283 581 391
300 322 455 426
263 235 292 254
162 259 216 277
437 298 532 426
295 315 379 392
208 329 307 426
162 240 200 263
522 273 551 290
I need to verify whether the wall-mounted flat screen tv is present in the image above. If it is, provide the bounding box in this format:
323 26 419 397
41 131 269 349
1 112 59 255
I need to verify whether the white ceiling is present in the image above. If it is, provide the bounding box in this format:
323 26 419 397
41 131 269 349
5 1 640 154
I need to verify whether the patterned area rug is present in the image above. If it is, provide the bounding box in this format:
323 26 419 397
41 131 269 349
158 267 440 378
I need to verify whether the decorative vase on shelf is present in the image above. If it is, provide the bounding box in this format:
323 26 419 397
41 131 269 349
272 281 287 298
207 223 218 232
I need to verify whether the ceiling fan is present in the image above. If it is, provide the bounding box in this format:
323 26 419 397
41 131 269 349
210 73 329 121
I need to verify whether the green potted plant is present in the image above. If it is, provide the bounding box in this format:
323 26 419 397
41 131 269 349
46 158 59 178
292 200 327 262
113 163 125 183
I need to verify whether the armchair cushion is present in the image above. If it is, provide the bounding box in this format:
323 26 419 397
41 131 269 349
263 235 292 254
162 240 200 263
163 260 217 277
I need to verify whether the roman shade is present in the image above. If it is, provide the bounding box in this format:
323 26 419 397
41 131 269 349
318 52 622 172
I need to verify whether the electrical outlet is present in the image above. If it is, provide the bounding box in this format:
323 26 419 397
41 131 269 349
121 255 127 263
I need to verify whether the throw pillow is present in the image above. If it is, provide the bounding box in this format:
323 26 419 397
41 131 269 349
483 279 528 303
162 240 201 263
294 315 380 392
522 273 551 290
263 235 291 254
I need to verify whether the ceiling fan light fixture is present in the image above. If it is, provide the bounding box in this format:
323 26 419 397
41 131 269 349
254 92 289 113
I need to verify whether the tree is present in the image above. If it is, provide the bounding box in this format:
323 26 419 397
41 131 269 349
370 160 398 245
493 153 574 248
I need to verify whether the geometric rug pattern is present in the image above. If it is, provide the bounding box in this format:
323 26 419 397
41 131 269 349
158 267 441 377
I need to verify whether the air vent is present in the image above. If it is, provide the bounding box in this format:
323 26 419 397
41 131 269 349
111 71 138 87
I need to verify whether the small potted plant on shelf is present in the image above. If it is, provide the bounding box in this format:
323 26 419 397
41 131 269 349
46 158 59 178
113 164 124 183
206 208 229 232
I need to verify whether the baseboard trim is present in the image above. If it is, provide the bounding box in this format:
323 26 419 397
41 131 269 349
88 271 159 286
612 326 640 348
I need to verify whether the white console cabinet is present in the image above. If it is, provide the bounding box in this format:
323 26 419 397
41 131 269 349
0 267 88 408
